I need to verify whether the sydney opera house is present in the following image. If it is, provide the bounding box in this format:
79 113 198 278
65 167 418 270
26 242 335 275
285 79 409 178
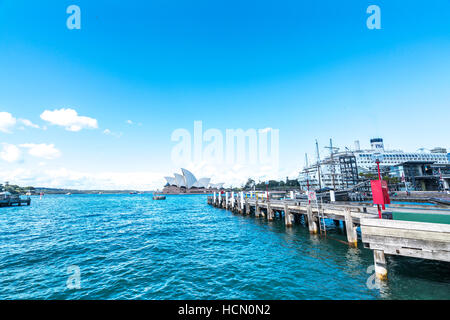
162 168 224 194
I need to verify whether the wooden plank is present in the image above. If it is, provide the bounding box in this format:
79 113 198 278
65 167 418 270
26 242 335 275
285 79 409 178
368 244 450 262
361 218 450 233
361 225 450 242
361 234 450 251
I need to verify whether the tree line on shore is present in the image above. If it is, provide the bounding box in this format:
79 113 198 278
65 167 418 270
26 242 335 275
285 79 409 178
0 183 35 195
228 178 300 192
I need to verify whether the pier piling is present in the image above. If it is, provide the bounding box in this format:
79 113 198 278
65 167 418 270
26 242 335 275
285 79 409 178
344 207 358 247
307 205 318 234
255 198 261 217
373 250 388 280
284 203 293 227
267 203 274 221
207 194 450 281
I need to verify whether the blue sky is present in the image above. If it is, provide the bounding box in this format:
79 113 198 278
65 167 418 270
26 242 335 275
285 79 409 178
0 0 449 189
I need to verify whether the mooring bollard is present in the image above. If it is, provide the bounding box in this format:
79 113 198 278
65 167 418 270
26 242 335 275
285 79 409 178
307 205 318 234
373 250 388 280
344 207 358 247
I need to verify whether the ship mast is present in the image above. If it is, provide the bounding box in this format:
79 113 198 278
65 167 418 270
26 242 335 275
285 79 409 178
315 140 322 190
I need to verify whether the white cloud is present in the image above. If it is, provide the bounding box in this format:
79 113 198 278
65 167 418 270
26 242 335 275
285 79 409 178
126 120 133 125
103 128 123 138
19 118 40 129
40 108 98 132
259 127 274 134
0 112 17 133
19 143 61 159
0 167 164 190
0 143 22 163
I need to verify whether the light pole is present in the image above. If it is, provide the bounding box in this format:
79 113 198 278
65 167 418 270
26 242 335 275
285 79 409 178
371 153 385 219
375 158 382 219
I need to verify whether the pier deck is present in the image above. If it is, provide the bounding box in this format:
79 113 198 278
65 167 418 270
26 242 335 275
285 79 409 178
208 192 450 280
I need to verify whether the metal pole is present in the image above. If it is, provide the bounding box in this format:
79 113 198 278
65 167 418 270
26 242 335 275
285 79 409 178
376 159 382 219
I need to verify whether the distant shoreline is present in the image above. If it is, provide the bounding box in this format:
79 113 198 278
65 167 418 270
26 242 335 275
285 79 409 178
31 188 154 195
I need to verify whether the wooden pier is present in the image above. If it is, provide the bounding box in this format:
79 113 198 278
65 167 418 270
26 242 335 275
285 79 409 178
208 191 450 280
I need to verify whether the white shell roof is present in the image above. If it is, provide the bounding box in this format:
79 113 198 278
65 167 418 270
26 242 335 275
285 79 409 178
197 178 211 188
164 176 177 186
174 173 186 187
164 169 223 189
181 168 197 189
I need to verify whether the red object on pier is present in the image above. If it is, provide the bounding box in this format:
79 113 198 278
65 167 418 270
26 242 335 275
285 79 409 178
371 180 390 210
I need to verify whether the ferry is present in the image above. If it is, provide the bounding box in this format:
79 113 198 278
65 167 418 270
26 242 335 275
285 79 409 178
0 192 31 207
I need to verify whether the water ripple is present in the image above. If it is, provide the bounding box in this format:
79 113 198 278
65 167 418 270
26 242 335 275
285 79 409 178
0 194 449 299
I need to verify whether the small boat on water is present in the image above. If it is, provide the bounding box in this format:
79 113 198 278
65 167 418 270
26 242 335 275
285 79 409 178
153 195 166 200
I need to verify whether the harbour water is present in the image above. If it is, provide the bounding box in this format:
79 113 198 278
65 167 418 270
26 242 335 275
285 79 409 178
0 194 449 300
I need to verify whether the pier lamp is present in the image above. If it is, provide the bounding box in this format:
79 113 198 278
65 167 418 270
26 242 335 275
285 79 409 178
371 153 384 180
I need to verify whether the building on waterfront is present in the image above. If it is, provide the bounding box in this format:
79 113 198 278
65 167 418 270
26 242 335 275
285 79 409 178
298 138 449 192
162 168 224 194
389 162 450 191
299 151 359 191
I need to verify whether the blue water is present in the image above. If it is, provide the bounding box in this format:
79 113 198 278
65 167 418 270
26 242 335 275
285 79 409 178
0 194 449 300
